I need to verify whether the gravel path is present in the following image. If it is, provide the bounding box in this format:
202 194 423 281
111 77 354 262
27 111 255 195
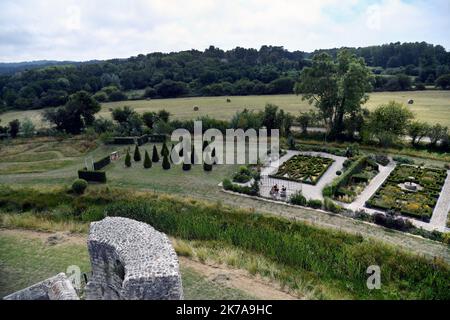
347 160 396 211
430 170 450 231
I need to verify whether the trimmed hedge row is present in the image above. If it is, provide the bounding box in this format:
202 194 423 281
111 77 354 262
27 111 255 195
93 155 111 171
112 134 166 145
78 170 107 183
323 156 368 197
112 137 136 145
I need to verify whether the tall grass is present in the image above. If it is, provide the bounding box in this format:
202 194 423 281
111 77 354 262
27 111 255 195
0 186 448 299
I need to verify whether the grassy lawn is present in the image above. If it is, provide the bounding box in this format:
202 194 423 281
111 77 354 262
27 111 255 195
2 91 450 127
0 231 253 300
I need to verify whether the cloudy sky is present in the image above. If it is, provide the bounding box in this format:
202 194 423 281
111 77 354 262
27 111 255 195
0 0 449 62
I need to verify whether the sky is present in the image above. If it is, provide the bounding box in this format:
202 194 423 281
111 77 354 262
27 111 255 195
0 0 449 62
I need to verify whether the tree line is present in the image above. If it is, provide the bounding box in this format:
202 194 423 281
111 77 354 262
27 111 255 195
1 42 449 112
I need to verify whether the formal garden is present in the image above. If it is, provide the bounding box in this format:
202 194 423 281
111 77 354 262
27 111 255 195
270 155 334 185
332 158 380 203
366 165 447 221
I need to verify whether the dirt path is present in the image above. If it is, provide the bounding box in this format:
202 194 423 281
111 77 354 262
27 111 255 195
0 228 86 246
179 257 298 300
0 228 297 300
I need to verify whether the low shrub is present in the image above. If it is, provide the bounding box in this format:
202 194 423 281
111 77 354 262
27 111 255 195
393 156 414 164
233 166 253 183
222 179 259 196
324 198 342 213
81 206 105 222
71 179 88 195
375 154 390 166
289 191 307 206
307 199 322 209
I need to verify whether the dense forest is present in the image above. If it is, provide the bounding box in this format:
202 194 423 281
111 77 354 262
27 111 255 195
1 42 449 112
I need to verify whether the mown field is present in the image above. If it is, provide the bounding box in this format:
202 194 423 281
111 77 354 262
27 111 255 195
1 91 450 128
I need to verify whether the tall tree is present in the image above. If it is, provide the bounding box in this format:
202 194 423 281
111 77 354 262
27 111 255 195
294 51 372 138
8 119 20 138
43 90 100 134
365 101 414 147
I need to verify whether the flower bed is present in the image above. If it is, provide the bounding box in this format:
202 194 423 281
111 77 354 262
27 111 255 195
366 165 447 221
270 155 334 185
333 158 379 203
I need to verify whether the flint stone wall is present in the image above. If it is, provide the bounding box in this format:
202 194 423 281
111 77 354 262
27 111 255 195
3 273 79 300
85 217 183 300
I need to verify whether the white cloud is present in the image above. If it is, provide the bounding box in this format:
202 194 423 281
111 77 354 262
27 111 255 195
0 0 448 62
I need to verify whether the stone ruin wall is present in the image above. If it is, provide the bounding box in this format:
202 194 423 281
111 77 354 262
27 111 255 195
3 273 79 300
85 217 183 300
4 217 183 300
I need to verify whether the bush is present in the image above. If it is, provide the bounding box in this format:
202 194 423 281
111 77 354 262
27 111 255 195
324 198 342 213
133 145 141 162
162 154 171 170
71 179 88 195
222 178 259 196
307 199 322 209
336 170 342 176
152 145 160 162
143 150 152 169
289 192 307 206
125 150 131 167
375 154 390 166
232 166 253 183
81 206 105 222
393 156 414 164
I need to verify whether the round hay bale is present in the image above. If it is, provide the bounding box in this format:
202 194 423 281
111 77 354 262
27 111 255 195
193 106 199 111
408 99 414 104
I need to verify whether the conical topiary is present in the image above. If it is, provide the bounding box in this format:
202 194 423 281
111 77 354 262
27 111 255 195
143 150 152 169
161 142 169 157
152 145 160 162
162 153 171 170
125 150 131 167
203 153 212 171
211 148 216 165
133 144 141 162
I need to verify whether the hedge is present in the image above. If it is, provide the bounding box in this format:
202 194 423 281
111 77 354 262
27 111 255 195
112 137 136 145
93 155 111 171
78 170 107 183
323 156 368 197
136 135 148 146
148 134 166 142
